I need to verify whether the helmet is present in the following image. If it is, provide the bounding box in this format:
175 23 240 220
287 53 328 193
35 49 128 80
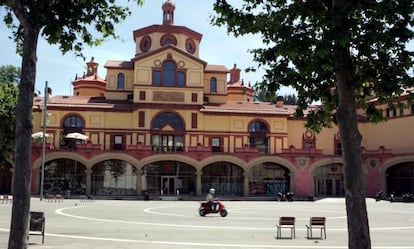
209 188 216 194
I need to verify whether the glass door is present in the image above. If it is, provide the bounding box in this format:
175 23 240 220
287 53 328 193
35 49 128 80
316 178 344 196
161 176 176 195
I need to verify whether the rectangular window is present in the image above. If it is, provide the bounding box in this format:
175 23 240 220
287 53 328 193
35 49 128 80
191 93 197 102
177 71 186 86
152 70 161 85
139 111 145 127
212 137 222 152
112 135 123 150
191 113 197 129
304 141 314 149
139 91 146 100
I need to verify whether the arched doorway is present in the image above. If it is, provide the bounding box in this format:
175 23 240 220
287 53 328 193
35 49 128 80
386 162 414 196
202 162 243 196
314 164 344 196
249 162 291 196
0 162 13 194
91 160 137 196
143 161 196 195
41 159 86 195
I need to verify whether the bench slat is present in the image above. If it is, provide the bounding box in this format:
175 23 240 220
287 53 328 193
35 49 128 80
306 216 326 239
276 216 295 239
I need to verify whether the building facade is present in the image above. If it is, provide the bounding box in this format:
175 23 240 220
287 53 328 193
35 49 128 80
1 1 414 199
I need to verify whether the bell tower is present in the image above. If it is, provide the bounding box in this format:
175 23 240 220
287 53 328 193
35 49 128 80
162 0 175 25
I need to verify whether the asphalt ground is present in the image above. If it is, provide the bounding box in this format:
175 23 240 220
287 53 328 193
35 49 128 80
1 198 414 249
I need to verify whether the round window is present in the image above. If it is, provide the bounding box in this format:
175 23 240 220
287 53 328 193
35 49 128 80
140 36 152 52
185 38 196 54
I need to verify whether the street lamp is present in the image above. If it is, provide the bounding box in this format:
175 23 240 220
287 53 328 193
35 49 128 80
40 81 48 201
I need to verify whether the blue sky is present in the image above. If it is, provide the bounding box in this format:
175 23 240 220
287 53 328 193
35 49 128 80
1 0 297 96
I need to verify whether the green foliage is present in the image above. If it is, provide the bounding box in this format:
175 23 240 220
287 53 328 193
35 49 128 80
212 0 414 132
0 2 144 248
1 0 143 58
254 87 298 105
0 65 19 170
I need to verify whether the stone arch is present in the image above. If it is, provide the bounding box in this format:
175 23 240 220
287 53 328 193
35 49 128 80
310 157 345 196
246 156 296 196
89 153 140 171
91 158 139 196
381 156 414 196
201 158 244 196
140 155 198 196
33 152 89 195
200 155 247 171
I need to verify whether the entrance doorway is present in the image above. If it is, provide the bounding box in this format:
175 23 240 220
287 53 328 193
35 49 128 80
316 178 344 196
314 164 344 196
161 176 176 195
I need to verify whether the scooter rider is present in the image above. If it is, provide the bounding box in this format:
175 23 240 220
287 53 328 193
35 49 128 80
206 188 217 211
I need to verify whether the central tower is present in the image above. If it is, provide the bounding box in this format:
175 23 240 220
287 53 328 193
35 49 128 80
162 0 175 25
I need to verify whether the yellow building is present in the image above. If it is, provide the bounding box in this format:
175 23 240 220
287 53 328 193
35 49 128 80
1 1 414 200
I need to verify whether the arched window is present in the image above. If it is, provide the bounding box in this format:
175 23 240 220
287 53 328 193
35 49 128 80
62 115 84 149
151 112 185 152
117 73 125 89
163 61 175 86
248 121 269 153
63 115 84 130
160 34 177 46
210 77 217 93
152 60 186 86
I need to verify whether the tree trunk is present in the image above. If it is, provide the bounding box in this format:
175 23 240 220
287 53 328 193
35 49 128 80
333 0 371 248
8 26 39 249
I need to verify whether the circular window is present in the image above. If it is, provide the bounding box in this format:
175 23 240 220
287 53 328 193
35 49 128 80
185 38 196 54
160 34 177 46
140 36 151 52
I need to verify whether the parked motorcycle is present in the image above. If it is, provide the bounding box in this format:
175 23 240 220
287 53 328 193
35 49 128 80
199 200 228 217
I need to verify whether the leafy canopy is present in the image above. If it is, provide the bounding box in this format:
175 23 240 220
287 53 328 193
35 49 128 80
0 65 19 170
2 0 143 58
212 0 414 132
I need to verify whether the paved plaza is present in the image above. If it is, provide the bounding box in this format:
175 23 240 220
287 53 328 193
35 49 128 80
1 197 414 249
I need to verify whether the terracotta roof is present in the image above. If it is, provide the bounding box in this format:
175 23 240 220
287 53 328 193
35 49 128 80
227 79 254 90
38 96 134 111
104 60 134 69
133 25 202 42
73 74 106 84
201 101 296 115
205 64 228 73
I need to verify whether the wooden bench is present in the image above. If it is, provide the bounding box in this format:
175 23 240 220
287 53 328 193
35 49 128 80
29 211 45 244
276 216 295 239
306 216 326 239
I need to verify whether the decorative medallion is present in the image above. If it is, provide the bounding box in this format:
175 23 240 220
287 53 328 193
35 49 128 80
154 59 161 67
369 158 378 169
304 130 314 138
177 60 185 68
296 157 309 169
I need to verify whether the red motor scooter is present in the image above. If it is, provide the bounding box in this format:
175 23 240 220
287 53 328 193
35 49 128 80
199 200 228 217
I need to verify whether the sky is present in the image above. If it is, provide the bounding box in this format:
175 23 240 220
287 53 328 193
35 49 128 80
0 0 296 96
